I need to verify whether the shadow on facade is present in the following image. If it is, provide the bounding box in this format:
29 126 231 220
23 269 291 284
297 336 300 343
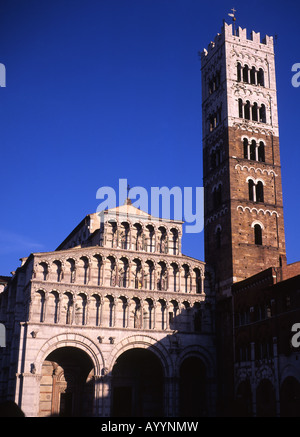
33 306 214 418
0 400 25 417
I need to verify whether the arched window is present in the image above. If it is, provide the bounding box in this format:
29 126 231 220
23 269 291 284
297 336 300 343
158 227 167 253
248 179 255 201
238 98 243 118
79 256 89 285
252 102 258 121
248 179 264 203
259 104 266 123
254 224 263 245
171 263 179 292
244 101 251 120
120 222 130 249
170 228 179 255
243 138 249 159
257 68 265 87
145 260 154 290
250 66 256 85
213 184 222 209
243 65 249 83
146 225 155 253
183 265 190 293
39 262 48 281
250 140 256 160
256 181 264 203
237 62 242 82
258 141 265 162
119 257 129 288
53 260 63 282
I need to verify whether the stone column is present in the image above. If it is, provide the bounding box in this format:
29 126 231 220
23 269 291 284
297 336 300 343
19 372 42 417
152 302 156 330
101 372 112 417
273 337 281 417
112 299 116 327
178 268 182 292
93 375 103 417
165 303 169 330
201 274 205 295
86 296 90 325
250 342 257 417
99 297 104 326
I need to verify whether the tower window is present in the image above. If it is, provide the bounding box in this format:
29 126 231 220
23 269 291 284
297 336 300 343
213 184 222 209
238 100 267 124
248 179 255 201
256 181 264 203
244 101 251 120
250 140 256 160
211 147 222 169
208 71 221 95
243 65 249 83
252 102 258 121
250 67 256 85
238 99 243 118
237 62 242 82
237 63 265 87
259 104 266 123
248 179 264 203
257 68 265 87
208 107 222 132
258 141 265 162
243 138 265 162
243 138 249 159
254 224 263 245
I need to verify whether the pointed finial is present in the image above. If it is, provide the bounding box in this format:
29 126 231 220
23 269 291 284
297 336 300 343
125 184 132 205
228 7 237 35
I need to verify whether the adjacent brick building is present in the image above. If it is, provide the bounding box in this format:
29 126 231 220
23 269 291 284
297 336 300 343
200 21 300 417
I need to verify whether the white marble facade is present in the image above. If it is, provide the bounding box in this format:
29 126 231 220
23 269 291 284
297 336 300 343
0 202 216 417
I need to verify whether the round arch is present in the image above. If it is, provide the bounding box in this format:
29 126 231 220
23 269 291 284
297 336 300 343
107 334 173 378
110 347 164 417
176 345 215 379
35 333 104 376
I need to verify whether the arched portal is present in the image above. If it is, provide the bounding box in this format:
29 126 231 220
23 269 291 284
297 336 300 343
280 376 300 417
111 348 164 417
256 379 276 417
38 347 94 417
179 356 207 417
235 380 252 417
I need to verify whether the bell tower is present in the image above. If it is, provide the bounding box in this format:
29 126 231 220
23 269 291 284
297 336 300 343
201 22 286 296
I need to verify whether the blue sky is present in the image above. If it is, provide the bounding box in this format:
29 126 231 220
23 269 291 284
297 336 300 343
0 0 299 275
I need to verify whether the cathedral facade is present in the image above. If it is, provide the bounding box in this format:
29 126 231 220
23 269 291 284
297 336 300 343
0 202 216 417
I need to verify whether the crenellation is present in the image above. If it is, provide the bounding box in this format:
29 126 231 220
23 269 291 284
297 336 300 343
250 30 261 44
202 22 275 68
